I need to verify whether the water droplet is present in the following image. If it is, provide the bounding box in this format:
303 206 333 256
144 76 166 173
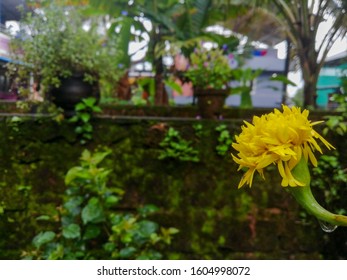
318 220 338 233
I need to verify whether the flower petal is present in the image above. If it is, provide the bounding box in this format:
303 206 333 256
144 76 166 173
232 105 334 188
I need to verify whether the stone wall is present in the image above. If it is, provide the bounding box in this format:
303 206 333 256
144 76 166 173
0 112 346 259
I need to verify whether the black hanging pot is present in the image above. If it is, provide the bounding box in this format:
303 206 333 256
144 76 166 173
48 73 100 112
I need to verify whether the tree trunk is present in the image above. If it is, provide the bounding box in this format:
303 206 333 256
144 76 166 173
303 78 317 108
300 55 319 108
116 71 131 100
149 23 168 106
154 56 168 105
298 41 319 108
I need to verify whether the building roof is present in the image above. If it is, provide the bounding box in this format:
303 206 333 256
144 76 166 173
324 50 347 67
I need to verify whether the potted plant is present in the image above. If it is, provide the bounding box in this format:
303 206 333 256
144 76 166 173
7 2 124 111
232 68 263 109
183 44 235 119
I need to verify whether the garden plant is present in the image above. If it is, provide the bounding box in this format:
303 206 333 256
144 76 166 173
184 45 235 92
7 1 124 99
232 105 347 230
22 149 178 260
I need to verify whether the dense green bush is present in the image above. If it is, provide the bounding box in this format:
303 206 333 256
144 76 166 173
22 149 177 260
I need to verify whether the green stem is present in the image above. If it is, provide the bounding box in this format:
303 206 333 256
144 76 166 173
289 157 347 227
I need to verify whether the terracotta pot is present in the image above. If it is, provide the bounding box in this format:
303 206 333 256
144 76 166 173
195 88 228 119
48 73 99 112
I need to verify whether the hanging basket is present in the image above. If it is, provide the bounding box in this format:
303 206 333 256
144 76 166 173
195 88 228 119
48 73 99 113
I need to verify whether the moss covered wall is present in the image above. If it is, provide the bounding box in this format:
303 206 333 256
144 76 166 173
0 114 346 259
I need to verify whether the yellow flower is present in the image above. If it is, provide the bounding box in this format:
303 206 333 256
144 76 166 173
232 105 334 188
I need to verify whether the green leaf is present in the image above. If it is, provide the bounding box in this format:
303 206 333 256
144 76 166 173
160 227 179 245
137 220 158 238
64 196 84 216
83 224 101 240
215 124 227 132
138 204 159 217
75 126 84 134
35 215 51 221
82 123 93 132
89 151 111 165
136 250 162 260
75 103 87 111
10 116 22 123
103 242 116 252
109 187 125 196
83 133 93 139
81 197 105 224
270 75 297 87
82 97 97 107
62 223 81 239
113 17 132 67
65 166 89 185
120 232 133 244
47 244 64 260
164 79 182 94
105 195 120 207
119 247 137 258
81 149 91 162
68 116 79 123
167 227 179 235
109 213 123 226
80 112 91 123
92 106 102 113
16 185 32 192
32 231 56 249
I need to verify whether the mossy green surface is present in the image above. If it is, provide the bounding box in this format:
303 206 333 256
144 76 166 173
0 115 346 259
